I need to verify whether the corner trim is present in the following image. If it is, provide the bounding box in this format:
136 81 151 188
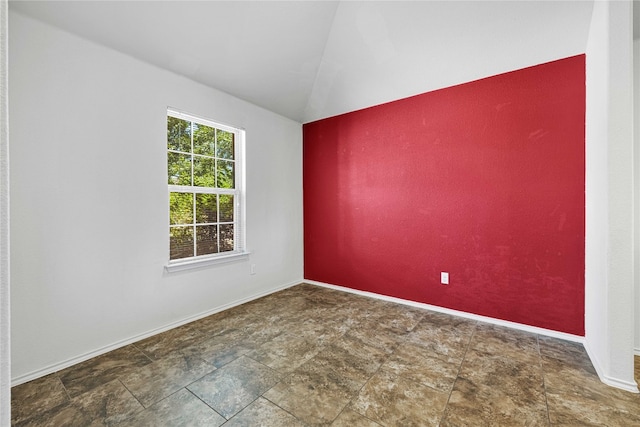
584 340 640 393
0 1 10 424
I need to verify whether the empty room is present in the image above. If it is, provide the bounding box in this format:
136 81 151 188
2 0 639 426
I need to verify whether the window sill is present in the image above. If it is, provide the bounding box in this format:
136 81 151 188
165 251 250 273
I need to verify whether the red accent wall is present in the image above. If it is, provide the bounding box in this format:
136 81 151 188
303 55 585 335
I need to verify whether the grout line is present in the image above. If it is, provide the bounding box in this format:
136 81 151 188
185 387 227 422
54 372 73 402
440 319 479 424
221 394 263 424
16 285 619 426
537 335 553 426
307 280 584 343
131 342 155 363
331 405 350 425
336 324 402 424
117 378 145 417
260 393 308 426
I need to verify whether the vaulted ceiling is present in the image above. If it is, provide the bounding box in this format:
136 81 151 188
10 1 597 123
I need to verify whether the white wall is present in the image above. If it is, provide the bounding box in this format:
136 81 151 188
1 0 11 422
635 37 640 356
585 0 637 392
303 1 594 122
9 11 303 383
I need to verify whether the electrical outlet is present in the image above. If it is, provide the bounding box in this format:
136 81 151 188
441 272 449 285
250 264 256 275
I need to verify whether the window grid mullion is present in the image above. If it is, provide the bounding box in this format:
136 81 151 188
214 129 218 190
214 127 220 252
168 110 243 263
190 122 197 257
192 191 197 257
217 189 221 252
169 185 235 195
190 120 194 186
232 128 236 253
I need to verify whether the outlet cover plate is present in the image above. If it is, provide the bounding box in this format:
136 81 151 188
441 272 449 285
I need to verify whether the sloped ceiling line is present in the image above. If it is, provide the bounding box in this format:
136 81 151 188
9 1 594 123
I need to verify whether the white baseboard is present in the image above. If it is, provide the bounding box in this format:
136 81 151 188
584 340 639 394
305 280 585 343
15 278 636 394
307 280 640 394
11 280 300 387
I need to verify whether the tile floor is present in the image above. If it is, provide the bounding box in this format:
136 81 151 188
10 283 640 426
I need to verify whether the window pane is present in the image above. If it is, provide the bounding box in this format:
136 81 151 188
193 156 215 187
169 192 193 225
219 224 234 252
167 117 191 152
196 225 218 255
195 193 217 224
167 111 244 263
219 194 234 222
216 159 235 189
193 123 216 156
168 152 192 185
170 226 194 260
216 130 234 160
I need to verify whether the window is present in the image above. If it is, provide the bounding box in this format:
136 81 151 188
167 109 246 270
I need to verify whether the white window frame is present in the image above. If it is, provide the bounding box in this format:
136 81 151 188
165 109 248 272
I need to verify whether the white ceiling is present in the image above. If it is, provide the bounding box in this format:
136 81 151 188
9 1 596 123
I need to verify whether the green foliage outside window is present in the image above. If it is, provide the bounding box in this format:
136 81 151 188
168 114 237 261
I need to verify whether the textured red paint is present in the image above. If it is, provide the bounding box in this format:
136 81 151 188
303 55 585 335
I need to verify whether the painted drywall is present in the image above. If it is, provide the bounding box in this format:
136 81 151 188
584 0 610 378
1 0 10 422
303 1 593 122
635 38 640 356
584 0 637 392
9 11 303 382
304 56 585 335
9 1 594 124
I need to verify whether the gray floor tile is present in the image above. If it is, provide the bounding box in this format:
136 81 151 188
187 355 280 419
112 389 225 427
10 283 640 426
